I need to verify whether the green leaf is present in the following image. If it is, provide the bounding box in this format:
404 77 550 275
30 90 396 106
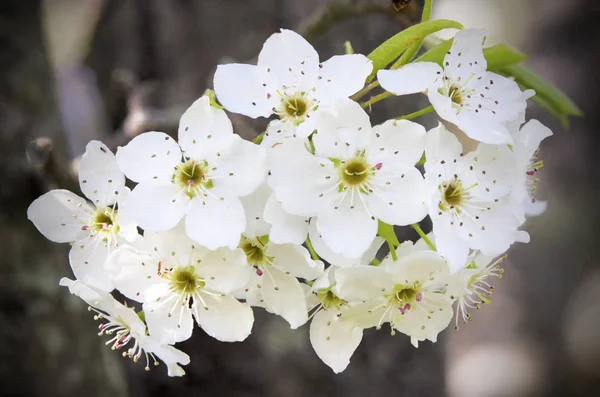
422 0 433 22
500 64 583 118
366 19 464 80
377 220 400 247
203 89 224 109
415 40 527 71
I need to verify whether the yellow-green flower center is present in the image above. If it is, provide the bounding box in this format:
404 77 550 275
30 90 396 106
341 158 370 186
168 266 204 295
240 237 272 267
90 207 118 234
173 160 212 198
317 289 345 310
443 182 464 207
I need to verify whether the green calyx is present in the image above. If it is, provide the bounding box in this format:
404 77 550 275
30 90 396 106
240 236 272 267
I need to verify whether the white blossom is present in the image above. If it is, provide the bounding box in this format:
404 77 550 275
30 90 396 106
424 123 527 270
60 277 190 376
268 100 429 259
105 222 254 344
116 96 266 250
378 29 533 145
214 29 373 147
335 243 453 347
27 141 137 291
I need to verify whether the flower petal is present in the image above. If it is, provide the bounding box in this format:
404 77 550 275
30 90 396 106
334 266 393 302
268 243 324 280
261 266 308 329
127 183 189 231
310 309 363 373
515 119 553 157
69 238 114 292
240 182 272 238
185 195 245 250
214 63 278 118
197 248 252 294
59 277 116 312
27 189 92 243
79 141 125 207
257 29 319 91
143 221 202 269
144 283 195 344
443 29 487 83
377 62 442 95
368 119 426 166
192 293 254 342
116 132 182 183
105 244 161 302
314 54 373 104
212 136 267 196
263 193 309 244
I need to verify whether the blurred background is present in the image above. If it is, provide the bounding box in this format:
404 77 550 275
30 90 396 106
1 0 599 396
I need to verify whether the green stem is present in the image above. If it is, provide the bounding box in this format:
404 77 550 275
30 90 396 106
351 80 380 102
422 0 433 22
370 257 381 266
253 132 264 145
395 105 435 120
305 237 320 261
388 241 398 261
411 224 436 251
361 91 392 109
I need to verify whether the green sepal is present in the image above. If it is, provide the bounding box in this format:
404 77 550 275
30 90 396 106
328 157 341 167
416 152 426 166
137 310 146 323
377 220 400 247
203 89 224 109
366 19 464 81
258 235 269 246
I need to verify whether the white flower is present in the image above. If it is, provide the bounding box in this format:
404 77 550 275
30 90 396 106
446 252 505 330
213 29 373 147
105 222 254 344
424 123 526 270
306 266 364 373
115 95 266 250
59 277 190 376
335 245 453 347
509 119 553 221
378 29 533 145
240 236 323 328
27 141 137 291
268 100 429 259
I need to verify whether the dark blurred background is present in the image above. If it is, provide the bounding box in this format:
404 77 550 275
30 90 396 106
1 0 599 396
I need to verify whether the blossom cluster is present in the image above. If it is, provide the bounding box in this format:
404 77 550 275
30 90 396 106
28 28 552 375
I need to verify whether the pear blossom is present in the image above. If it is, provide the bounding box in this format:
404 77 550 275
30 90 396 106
238 184 323 328
105 222 254 344
424 123 527 270
60 277 190 376
378 29 533 145
268 100 429 259
509 119 553 221
213 29 373 147
27 141 137 291
335 244 453 347
446 252 506 330
116 95 266 250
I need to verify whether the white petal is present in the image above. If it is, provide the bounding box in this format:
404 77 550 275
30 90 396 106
261 266 308 329
311 99 371 159
443 29 487 83
79 141 125 207
167 364 186 377
316 197 378 259
212 136 267 196
137 335 190 367
114 206 139 242
116 132 182 183
433 224 472 272
334 266 393 302
127 183 189 231
377 62 442 95
455 110 513 144
193 293 254 342
516 119 553 156
185 195 245 250
105 244 161 302
178 96 236 161
393 293 453 344
424 123 464 170
268 243 324 280
213 63 277 118
383 250 449 283
197 248 251 294
264 193 309 244
240 182 272 238
310 309 363 373
466 144 517 198
144 284 194 344
143 221 202 269
257 29 319 91
69 238 113 292
427 86 459 124
261 119 297 148
314 54 373 104
59 277 116 312
366 165 429 226
27 189 92 243
524 198 547 217
368 119 427 166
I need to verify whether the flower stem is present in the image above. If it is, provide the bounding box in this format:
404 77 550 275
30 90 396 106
411 224 436 251
351 80 380 102
370 257 381 266
388 241 398 261
253 132 264 145
361 91 392 109
305 237 320 261
395 105 435 121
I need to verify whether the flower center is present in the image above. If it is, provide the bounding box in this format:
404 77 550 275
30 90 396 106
388 283 422 314
240 236 272 270
334 152 376 193
316 289 345 310
87 207 119 238
173 160 212 198
168 266 204 295
449 84 463 105
277 92 315 125
444 182 464 206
